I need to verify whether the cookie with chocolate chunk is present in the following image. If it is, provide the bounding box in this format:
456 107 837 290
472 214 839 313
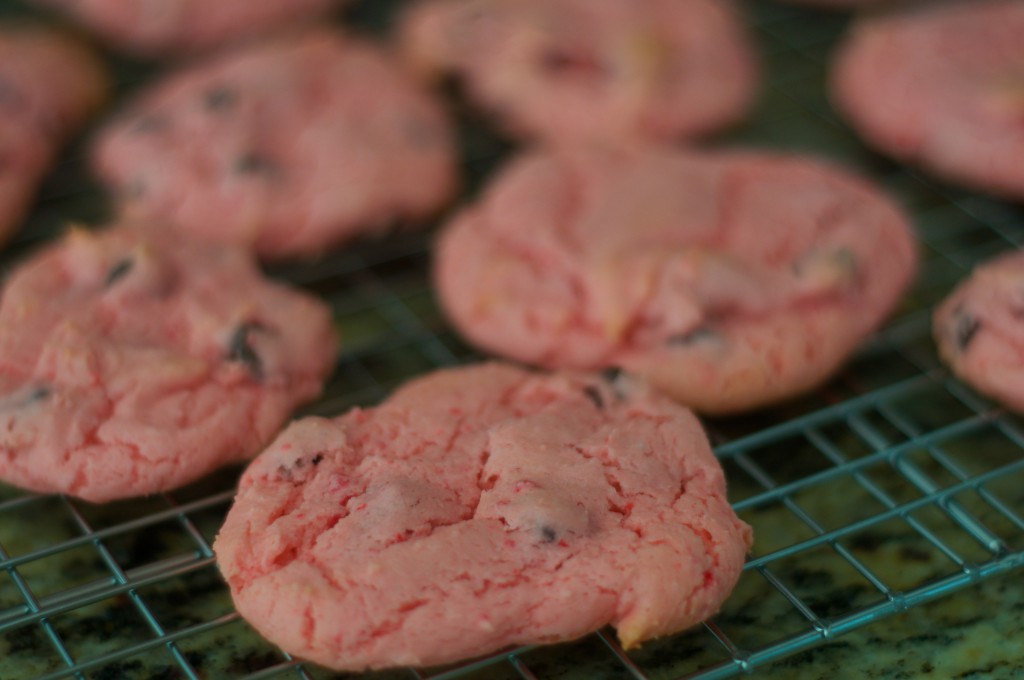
214 362 751 670
399 0 757 145
934 251 1024 412
434 147 917 413
0 24 108 246
832 0 1024 199
93 30 457 259
0 223 338 502
28 0 342 57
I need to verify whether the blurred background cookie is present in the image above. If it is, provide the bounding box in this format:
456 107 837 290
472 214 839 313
27 0 345 57
0 24 107 246
398 0 758 145
92 29 458 259
832 0 1024 200
934 251 1024 414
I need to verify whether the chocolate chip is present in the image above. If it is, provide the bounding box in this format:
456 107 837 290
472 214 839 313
104 258 134 288
599 366 628 400
204 86 237 111
601 366 623 383
312 453 324 466
131 115 168 133
123 179 146 200
791 257 805 276
464 6 490 23
540 525 557 542
667 327 719 347
25 386 50 405
404 118 440 148
540 49 573 71
0 77 24 111
234 153 279 177
228 323 263 378
953 307 980 352
539 48 601 75
4 385 52 410
583 385 604 409
834 248 858 272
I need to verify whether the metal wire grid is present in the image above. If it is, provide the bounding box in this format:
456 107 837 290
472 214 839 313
1 1 1023 679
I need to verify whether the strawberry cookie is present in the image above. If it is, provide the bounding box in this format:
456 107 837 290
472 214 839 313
934 251 1024 412
435 147 917 413
399 0 757 145
28 0 343 57
0 25 108 245
93 30 457 259
0 223 338 502
832 0 1024 199
214 363 751 670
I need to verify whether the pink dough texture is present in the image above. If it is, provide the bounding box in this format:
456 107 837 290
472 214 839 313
398 0 758 145
435 147 917 414
214 363 752 670
0 25 108 245
934 251 1024 413
28 0 342 57
832 0 1024 199
0 223 338 502
93 30 458 260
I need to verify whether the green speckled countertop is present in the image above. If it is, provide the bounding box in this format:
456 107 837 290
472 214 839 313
2 0 1024 678
759 576 1024 679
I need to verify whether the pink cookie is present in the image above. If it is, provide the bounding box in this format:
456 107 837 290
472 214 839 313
0 25 108 246
93 30 457 260
28 0 342 57
214 363 751 670
934 251 1024 413
435 147 917 414
398 0 757 145
832 0 1024 199
0 223 338 503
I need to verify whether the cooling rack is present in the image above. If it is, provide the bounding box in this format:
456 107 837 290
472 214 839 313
2 1 1023 679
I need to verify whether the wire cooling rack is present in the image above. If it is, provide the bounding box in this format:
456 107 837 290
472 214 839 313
2 1 1024 679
